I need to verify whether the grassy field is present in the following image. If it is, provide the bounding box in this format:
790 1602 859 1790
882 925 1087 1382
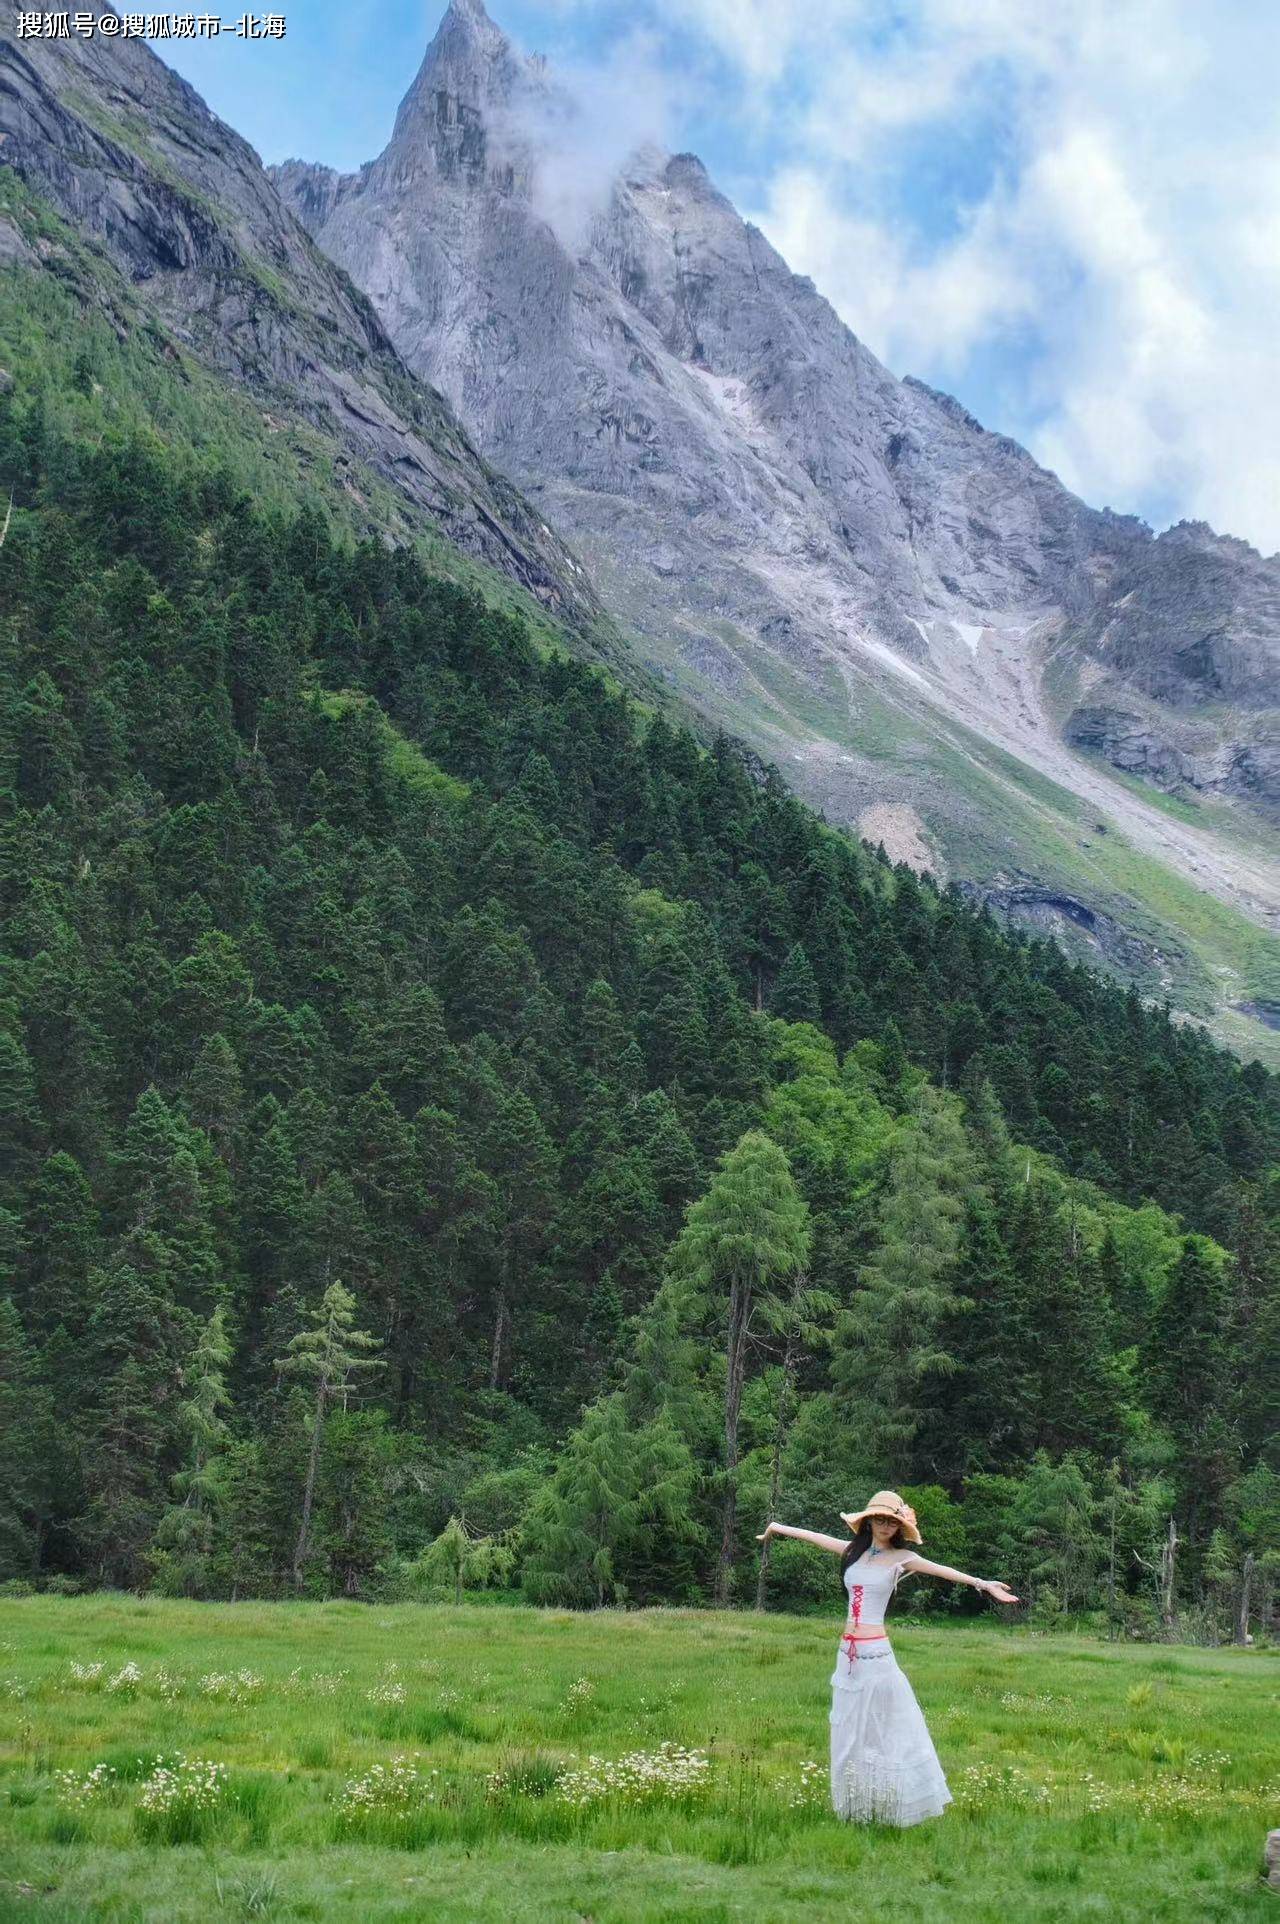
0 1598 1276 1923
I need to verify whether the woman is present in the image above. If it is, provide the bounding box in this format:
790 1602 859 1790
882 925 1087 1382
758 1490 1019 1826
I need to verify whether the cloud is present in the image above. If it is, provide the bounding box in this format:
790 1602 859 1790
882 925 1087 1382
493 28 686 255
643 0 1280 551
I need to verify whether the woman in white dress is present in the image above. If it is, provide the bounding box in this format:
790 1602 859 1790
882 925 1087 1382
758 1489 1019 1826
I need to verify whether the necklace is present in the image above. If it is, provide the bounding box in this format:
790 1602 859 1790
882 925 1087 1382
866 1544 884 1558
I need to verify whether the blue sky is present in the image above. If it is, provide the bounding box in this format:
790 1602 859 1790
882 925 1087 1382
158 0 1280 553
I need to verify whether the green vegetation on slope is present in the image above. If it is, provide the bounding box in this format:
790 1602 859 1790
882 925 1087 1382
1 365 1277 1628
0 172 622 670
663 602 1280 1056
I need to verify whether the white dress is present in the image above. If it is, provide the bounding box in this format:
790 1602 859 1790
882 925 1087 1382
828 1552 953 1826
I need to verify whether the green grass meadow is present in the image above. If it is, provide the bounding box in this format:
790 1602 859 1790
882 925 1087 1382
0 1598 1276 1923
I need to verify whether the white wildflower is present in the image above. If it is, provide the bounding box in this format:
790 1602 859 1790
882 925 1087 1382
340 1755 433 1822
55 1761 118 1808
137 1755 228 1816
789 1757 825 1809
556 1742 711 1809
197 1669 264 1704
366 1680 406 1706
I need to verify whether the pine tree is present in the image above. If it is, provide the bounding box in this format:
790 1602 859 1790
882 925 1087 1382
76 1251 191 1586
108 1088 221 1314
1148 1235 1234 1545
753 1264 837 1608
0 1298 55 1579
1222 1184 1280 1471
274 1281 382 1589
770 944 821 1025
832 1087 972 1480
479 1091 559 1391
927 1193 1034 1477
184 1034 245 1166
580 978 629 1077
1034 1206 1122 1457
413 1513 516 1603
1008 1451 1102 1615
522 1395 701 1607
315 1408 396 1598
668 1131 810 1604
151 1306 232 1597
20 1150 99 1344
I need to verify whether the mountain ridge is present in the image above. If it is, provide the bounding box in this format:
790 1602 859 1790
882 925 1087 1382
0 6 605 634
270 0 1280 1054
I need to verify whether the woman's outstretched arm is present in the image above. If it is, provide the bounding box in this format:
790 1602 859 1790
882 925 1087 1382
756 1521 850 1554
898 1553 1019 1603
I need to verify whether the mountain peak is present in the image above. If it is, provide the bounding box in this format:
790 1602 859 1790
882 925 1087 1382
391 0 524 152
433 0 509 62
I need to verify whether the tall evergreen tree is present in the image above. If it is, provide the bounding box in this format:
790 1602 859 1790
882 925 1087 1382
151 1305 233 1596
274 1281 382 1590
0 1298 55 1579
832 1087 973 1480
770 943 821 1025
668 1131 810 1603
1148 1235 1234 1548
522 1395 701 1607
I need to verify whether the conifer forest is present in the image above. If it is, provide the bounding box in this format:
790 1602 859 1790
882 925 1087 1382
0 266 1277 1645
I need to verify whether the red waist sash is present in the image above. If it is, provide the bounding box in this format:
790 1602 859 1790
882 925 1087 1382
839 1626 888 1666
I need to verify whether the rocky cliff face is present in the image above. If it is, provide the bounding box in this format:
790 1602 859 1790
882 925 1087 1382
0 8 600 625
274 4 1277 744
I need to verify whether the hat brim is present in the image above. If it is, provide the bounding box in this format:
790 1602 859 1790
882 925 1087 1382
840 1508 923 1544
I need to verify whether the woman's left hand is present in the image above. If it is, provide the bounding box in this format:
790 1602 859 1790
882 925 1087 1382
982 1579 1020 1604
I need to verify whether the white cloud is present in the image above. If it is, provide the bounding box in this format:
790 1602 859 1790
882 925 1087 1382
499 29 682 253
645 0 1280 552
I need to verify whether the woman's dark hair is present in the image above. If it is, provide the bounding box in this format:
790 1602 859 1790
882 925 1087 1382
840 1519 905 1577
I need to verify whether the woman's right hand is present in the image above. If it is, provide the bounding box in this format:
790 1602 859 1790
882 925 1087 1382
755 1522 775 1541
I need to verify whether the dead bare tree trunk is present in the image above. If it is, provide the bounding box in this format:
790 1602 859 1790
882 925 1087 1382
1134 1513 1179 1637
1237 1551 1255 1646
292 1384 328 1589
716 1276 752 1607
1106 1485 1118 1640
1159 1514 1178 1631
755 1322 798 1613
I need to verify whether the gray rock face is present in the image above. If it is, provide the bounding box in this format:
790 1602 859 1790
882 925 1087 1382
1068 520 1280 708
0 8 599 626
273 0 1279 851
1067 705 1280 814
954 879 1179 980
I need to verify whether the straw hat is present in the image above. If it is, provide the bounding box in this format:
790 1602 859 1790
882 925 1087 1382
839 1490 923 1543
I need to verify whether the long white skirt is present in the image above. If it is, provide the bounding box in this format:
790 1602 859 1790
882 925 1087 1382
829 1638 952 1827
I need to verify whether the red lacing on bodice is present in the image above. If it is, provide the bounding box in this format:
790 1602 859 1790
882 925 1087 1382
841 1583 867 1668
